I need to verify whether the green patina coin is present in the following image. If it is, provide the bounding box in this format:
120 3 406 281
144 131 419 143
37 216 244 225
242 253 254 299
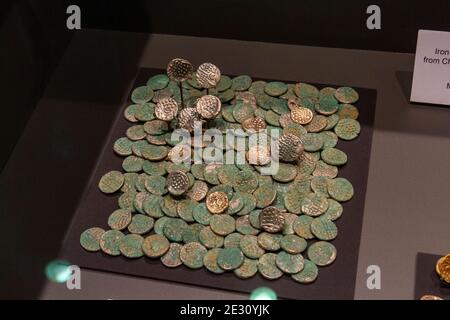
325 113 340 130
122 155 144 173
257 232 282 251
143 120 169 135
272 163 298 182
328 177 354 202
224 232 244 248
144 175 167 195
254 184 277 208
121 172 138 193
180 242 208 269
282 122 307 139
141 145 169 161
293 215 314 239
233 170 259 193
131 85 154 104
248 210 261 229
270 98 290 115
233 101 255 123
217 247 244 271
113 137 133 156
282 212 297 235
316 95 339 115
142 160 166 176
107 209 132 230
192 203 212 225
240 235 265 259
191 163 206 180
133 191 148 214
265 110 280 126
147 134 167 146
221 104 236 122
234 258 258 279
163 218 188 242
204 163 222 185
177 199 197 222
131 140 149 157
321 148 348 166
302 133 324 152
334 118 361 140
310 176 330 196
147 74 169 90
311 218 338 240
319 131 338 149
265 81 288 97
217 75 232 91
99 171 124 194
143 194 164 218
203 248 225 274
307 241 337 266
165 162 191 174
305 115 327 133
301 193 329 216
182 223 203 243
313 160 338 178
100 230 124 256
335 86 359 104
218 89 235 103
208 184 234 201
338 103 359 120
124 104 139 122
127 214 154 234
119 234 144 258
126 125 146 141
135 103 155 121
258 253 283 280
80 227 105 252
319 87 337 98
294 83 319 99
291 259 319 283
154 216 170 235
232 75 252 91
236 215 259 235
227 193 244 215
143 234 170 258
160 243 182 268
297 154 317 178
276 251 304 274
280 234 307 254
322 199 343 221
210 214 236 236
135 173 148 192
199 226 224 248
118 191 136 211
249 80 267 94
284 188 306 214
217 164 240 186
161 195 179 217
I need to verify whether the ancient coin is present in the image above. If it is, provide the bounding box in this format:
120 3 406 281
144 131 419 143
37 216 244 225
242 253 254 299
321 148 348 166
224 232 244 248
242 116 267 133
301 193 329 216
257 232 282 251
272 163 298 183
196 63 221 89
122 155 144 173
127 214 154 234
100 230 124 256
297 152 317 177
282 212 297 235
334 118 361 140
124 104 139 122
192 203 212 225
258 253 283 280
294 83 319 99
182 223 203 243
293 215 315 240
265 81 288 97
133 191 148 214
276 251 304 274
208 184 234 201
113 137 133 156
235 215 259 235
254 184 277 208
131 86 154 104
107 209 132 230
234 170 259 194
307 241 337 266
119 234 144 258
180 242 208 269
177 199 197 222
305 115 328 133
232 75 252 91
291 107 313 125
80 227 105 252
436 254 450 283
203 248 225 274
178 107 201 132
155 97 178 121
98 171 124 194
210 214 236 236
144 175 167 195
322 199 343 221
313 160 338 178
319 131 338 149
143 194 164 218
327 177 354 202
206 191 229 214
142 160 166 176
135 103 156 121
154 216 170 235
291 259 319 283
146 134 167 146
246 145 271 166
240 235 265 259
147 74 169 90
233 101 255 123
186 180 208 202
199 226 224 248
335 86 359 104
160 243 183 268
143 119 169 135
118 191 137 211
316 95 339 115
217 247 245 270
234 258 258 279
163 218 188 242
166 170 190 196
217 75 232 91
325 113 340 130
260 206 285 233
166 58 193 82
302 133 324 152
280 234 307 254
196 95 222 119
143 234 170 258
338 104 359 120
311 218 338 240
278 134 304 162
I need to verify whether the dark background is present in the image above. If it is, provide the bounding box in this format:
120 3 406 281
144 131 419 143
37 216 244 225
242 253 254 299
0 0 449 299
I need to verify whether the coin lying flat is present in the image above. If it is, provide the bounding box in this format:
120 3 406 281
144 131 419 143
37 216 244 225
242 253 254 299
161 243 183 268
98 171 124 194
119 234 144 258
276 251 304 274
258 253 283 280
278 134 304 162
217 247 245 271
310 218 338 240
166 170 190 196
180 242 208 269
234 258 258 279
301 193 329 217
257 232 282 251
334 118 361 140
206 191 229 214
327 178 354 202
199 226 224 248
210 214 236 236
436 254 450 283
291 259 318 283
142 234 170 258
240 235 265 259
335 86 359 104
108 209 132 230
80 227 105 252
127 214 154 234
280 234 307 254
203 248 225 274
260 206 285 233
307 241 337 266
291 107 313 125
100 230 124 256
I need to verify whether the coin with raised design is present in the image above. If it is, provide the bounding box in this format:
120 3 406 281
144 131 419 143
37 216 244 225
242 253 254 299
155 97 178 121
167 58 193 82
335 86 359 104
166 170 190 196
242 116 267 133
178 107 202 132
278 134 304 162
311 218 338 240
180 242 208 269
196 95 222 119
291 107 313 125
307 241 337 266
291 259 318 283
119 234 144 258
143 234 170 258
217 247 244 271
334 118 361 140
206 191 229 214
234 258 258 279
276 251 304 274
108 209 132 230
327 178 354 202
258 253 283 280
100 230 124 256
436 254 450 284
98 171 124 194
203 248 225 274
260 206 285 233
80 227 105 252
210 214 236 236
196 63 221 89
161 243 183 268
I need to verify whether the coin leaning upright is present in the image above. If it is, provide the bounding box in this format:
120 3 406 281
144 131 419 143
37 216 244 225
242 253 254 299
166 170 190 196
155 97 178 121
196 63 221 89
260 206 285 233
196 95 222 119
167 58 193 82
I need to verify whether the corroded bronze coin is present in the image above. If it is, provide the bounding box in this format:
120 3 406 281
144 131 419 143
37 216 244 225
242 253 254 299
257 232 282 251
155 97 178 121
206 191 229 214
275 251 304 274
327 178 354 202
100 230 124 256
107 209 132 230
240 235 265 259
254 184 277 208
307 241 337 266
234 258 258 279
210 214 236 236
293 215 315 240
235 215 259 235
160 243 182 268
280 234 307 254
142 234 170 258
334 118 361 140
291 107 313 125
301 193 329 216
98 171 124 194
199 226 224 248
180 242 208 269
166 170 190 196
335 86 359 104
217 247 245 271
167 58 193 82
260 206 285 233
119 234 144 258
186 180 208 202
310 218 338 240
291 259 318 283
80 227 105 252
203 248 225 274
127 214 154 235
258 253 283 280
196 63 221 89
196 95 222 119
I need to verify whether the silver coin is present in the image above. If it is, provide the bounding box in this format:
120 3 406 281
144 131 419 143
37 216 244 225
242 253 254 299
196 95 222 119
260 206 285 233
196 63 221 89
155 97 179 121
167 58 193 82
178 107 202 132
166 170 190 196
278 134 304 162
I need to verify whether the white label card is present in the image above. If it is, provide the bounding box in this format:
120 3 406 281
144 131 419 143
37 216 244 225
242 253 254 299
410 30 450 106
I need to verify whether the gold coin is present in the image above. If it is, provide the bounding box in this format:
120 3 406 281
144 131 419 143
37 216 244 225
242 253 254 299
291 107 313 125
206 191 229 214
242 116 267 133
436 254 450 283
420 295 443 300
